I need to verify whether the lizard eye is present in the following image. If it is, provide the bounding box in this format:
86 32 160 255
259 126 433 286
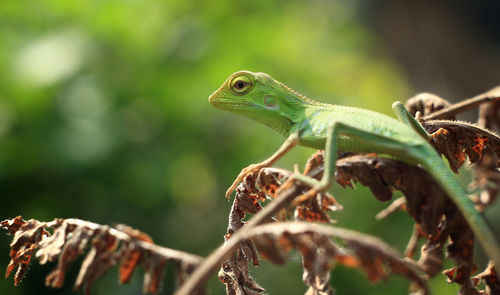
235 80 246 90
230 74 253 95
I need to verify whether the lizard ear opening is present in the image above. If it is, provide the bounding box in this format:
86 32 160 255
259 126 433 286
229 73 254 95
264 95 279 110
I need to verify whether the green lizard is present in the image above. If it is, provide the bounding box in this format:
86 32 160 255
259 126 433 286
209 70 500 270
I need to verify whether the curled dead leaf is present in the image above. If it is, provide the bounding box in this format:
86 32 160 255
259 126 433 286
1 217 202 294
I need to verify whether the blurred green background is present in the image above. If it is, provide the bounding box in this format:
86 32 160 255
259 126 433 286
1 0 499 294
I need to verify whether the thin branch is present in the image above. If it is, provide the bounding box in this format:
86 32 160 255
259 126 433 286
422 86 500 120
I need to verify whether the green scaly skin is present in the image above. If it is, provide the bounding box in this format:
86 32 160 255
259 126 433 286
209 70 500 270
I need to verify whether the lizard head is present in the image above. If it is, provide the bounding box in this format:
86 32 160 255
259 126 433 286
209 71 303 136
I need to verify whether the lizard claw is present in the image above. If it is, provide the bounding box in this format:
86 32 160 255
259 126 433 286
225 163 265 200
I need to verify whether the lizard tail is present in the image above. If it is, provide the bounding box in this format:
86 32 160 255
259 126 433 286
413 145 500 270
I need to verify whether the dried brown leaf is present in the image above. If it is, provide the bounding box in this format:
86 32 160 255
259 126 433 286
116 224 153 284
119 243 143 284
469 148 500 210
1 217 50 286
44 225 93 288
421 119 500 211
1 217 202 294
1 216 26 235
218 255 265 295
405 92 455 120
334 153 479 279
478 93 500 131
143 254 167 294
471 262 500 294
247 222 429 295
37 219 69 265
422 120 500 172
74 228 118 294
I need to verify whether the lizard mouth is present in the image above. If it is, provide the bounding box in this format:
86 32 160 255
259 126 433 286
208 87 222 105
209 97 253 110
209 87 253 110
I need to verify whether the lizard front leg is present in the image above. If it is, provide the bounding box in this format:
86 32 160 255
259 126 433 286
225 132 299 199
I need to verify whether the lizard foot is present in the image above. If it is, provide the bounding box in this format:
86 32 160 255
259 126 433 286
225 163 267 200
292 188 318 206
288 172 331 205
